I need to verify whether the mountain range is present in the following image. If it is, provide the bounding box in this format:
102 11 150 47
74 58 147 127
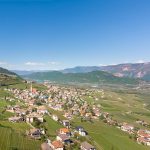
11 70 38 76
13 62 150 81
0 62 149 86
61 63 150 81
23 70 139 85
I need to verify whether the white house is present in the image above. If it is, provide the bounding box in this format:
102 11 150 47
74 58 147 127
37 106 48 115
8 116 23 122
62 120 70 127
121 124 134 133
79 130 88 136
26 113 44 123
52 115 59 121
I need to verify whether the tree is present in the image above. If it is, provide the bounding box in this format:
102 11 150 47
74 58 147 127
33 118 41 127
99 115 105 120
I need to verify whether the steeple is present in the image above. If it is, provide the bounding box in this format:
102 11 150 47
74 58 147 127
30 82 33 93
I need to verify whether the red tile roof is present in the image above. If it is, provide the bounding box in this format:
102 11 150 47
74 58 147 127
52 140 63 149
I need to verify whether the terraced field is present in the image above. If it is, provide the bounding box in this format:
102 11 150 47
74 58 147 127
83 88 150 125
0 121 31 132
0 126 41 150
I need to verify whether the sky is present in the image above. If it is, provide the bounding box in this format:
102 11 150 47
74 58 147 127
0 0 150 70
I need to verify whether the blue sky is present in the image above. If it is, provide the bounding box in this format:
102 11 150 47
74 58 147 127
0 0 150 70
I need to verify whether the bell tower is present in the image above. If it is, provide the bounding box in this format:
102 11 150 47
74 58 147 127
30 82 33 93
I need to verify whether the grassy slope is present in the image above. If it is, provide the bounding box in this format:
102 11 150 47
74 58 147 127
0 100 41 150
0 98 41 150
83 89 150 125
73 119 150 150
0 67 17 76
0 74 22 86
44 115 63 140
0 126 41 150
79 88 150 150
0 121 31 132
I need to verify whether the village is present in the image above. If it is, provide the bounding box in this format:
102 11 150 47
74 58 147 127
3 82 150 150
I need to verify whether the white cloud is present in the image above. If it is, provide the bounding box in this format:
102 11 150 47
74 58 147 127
0 62 18 70
25 62 45 66
98 63 117 66
48 61 60 65
98 64 107 66
0 62 7 65
22 61 63 70
136 60 145 63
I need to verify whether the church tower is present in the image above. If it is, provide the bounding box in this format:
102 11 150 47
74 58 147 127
30 82 33 93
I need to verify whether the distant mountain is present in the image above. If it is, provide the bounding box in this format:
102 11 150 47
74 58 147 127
0 67 22 86
99 63 150 81
62 66 101 73
61 62 150 81
18 62 150 82
24 70 139 85
0 67 17 76
12 70 36 76
12 70 51 76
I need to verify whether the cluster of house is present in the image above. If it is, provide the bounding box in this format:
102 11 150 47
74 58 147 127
41 125 95 150
120 123 135 134
46 85 101 120
5 84 150 148
49 113 95 149
41 139 95 150
40 115 94 150
99 112 150 147
5 83 104 123
136 120 149 127
7 105 48 123
5 87 49 105
118 122 150 146
6 85 101 121
137 130 150 146
5 85 97 149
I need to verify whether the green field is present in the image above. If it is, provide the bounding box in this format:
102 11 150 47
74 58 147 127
0 121 31 132
44 115 63 140
0 89 13 98
83 89 150 125
0 126 41 150
0 99 8 107
78 88 150 150
7 82 47 90
0 111 14 120
72 118 150 150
